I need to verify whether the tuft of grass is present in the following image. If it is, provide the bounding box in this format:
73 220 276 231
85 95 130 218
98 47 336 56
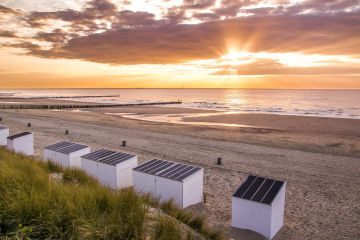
62 167 97 185
44 160 63 173
152 216 182 240
159 199 224 240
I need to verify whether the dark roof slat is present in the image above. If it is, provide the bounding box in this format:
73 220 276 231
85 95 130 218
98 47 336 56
7 132 31 140
57 143 88 154
261 181 284 204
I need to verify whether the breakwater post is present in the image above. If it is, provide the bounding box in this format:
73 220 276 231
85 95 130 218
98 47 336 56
0 100 182 110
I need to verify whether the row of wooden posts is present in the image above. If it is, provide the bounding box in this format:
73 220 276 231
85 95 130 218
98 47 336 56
0 95 121 100
0 101 182 110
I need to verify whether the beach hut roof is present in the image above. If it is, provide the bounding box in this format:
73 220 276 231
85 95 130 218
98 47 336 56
44 141 75 151
133 159 202 182
56 143 89 154
82 149 116 161
82 149 135 166
7 132 32 140
233 175 285 205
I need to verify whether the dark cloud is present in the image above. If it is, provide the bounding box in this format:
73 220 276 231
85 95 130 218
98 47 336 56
0 5 19 14
182 0 216 9
0 30 18 38
112 10 157 28
213 59 360 75
34 29 75 44
192 12 220 20
285 0 360 15
26 0 118 29
13 13 359 65
213 0 256 17
25 0 160 33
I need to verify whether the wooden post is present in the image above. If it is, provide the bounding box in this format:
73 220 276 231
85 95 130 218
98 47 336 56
204 194 207 203
27 123 31 127
122 141 126 147
65 130 69 135
217 157 222 165
0 117 2 121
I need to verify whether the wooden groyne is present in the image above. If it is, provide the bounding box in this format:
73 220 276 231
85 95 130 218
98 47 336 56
0 100 182 110
0 95 120 100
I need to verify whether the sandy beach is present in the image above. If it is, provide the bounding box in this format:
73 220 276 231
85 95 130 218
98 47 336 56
0 101 359 240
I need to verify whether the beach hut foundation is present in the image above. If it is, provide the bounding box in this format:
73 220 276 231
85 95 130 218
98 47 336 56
217 157 222 165
122 141 126 147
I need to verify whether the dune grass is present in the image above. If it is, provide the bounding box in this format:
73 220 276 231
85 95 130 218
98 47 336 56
159 200 223 240
0 148 149 239
0 148 223 240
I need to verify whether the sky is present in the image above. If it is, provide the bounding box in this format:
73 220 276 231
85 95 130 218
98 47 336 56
0 0 359 88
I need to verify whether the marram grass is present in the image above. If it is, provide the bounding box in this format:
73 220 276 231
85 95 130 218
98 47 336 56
0 148 222 240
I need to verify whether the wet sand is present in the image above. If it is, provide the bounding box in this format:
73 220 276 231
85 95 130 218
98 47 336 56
0 102 359 240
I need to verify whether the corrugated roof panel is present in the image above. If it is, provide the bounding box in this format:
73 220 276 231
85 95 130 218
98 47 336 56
57 143 89 154
98 152 135 166
134 159 202 182
82 149 116 161
133 159 159 172
233 175 285 205
44 141 75 151
175 167 201 181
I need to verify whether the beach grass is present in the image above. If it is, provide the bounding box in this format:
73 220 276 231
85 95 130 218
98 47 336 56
0 148 222 240
159 200 223 240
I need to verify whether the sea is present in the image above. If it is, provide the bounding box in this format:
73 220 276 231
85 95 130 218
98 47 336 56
1 89 360 119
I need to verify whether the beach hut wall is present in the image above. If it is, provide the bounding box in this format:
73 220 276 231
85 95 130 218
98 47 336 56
0 126 9 146
7 132 34 156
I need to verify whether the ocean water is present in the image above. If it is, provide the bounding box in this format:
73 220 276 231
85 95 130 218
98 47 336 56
1 89 360 119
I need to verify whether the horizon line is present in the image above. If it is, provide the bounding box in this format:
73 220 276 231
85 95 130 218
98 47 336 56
1 87 360 90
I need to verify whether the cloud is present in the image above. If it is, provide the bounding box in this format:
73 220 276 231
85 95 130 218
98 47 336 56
213 0 255 17
182 0 216 9
0 30 18 38
9 13 359 65
1 0 360 67
0 5 19 14
212 58 360 75
26 0 118 29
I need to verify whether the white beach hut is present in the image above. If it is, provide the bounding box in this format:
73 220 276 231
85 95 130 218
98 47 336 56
81 149 138 189
133 159 203 208
231 175 286 240
0 126 9 146
44 141 75 162
7 132 34 156
44 141 90 168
